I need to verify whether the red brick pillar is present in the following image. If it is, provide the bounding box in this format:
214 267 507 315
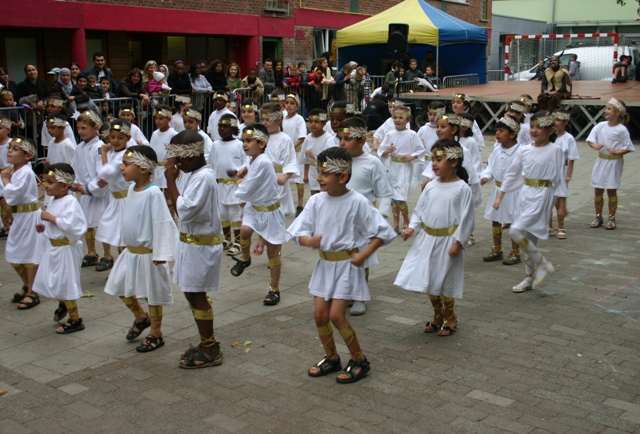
71 28 87 69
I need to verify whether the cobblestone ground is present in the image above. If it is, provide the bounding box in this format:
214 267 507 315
1 140 639 433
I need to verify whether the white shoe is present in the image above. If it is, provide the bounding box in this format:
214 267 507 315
226 242 242 256
512 277 533 293
533 259 554 289
350 301 367 316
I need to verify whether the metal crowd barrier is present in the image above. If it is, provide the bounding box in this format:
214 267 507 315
0 105 42 158
442 74 479 89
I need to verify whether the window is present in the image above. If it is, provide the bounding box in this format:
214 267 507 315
166 36 228 64
480 0 488 22
313 29 337 65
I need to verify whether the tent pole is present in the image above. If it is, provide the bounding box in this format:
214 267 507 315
436 46 439 80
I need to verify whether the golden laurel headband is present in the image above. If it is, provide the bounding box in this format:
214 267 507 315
175 95 191 104
47 117 67 127
554 112 570 121
453 93 467 101
0 117 11 129
214 93 229 102
321 157 351 174
165 141 205 158
45 99 64 107
389 101 405 109
508 102 525 113
440 114 460 125
608 97 625 114
125 150 157 171
346 103 360 115
47 169 75 185
338 127 367 139
12 137 36 154
219 118 238 127
183 109 202 121
531 115 555 128
428 108 446 117
244 129 269 144
81 110 102 127
459 118 473 128
432 146 463 160
119 108 135 117
285 94 300 105
261 111 282 122
518 96 533 106
111 123 131 136
241 103 258 112
270 95 281 102
497 116 521 133
309 113 328 122
155 108 172 118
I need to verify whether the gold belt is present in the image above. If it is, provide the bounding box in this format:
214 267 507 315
390 156 409 163
424 155 432 161
11 203 38 213
371 200 378 207
127 245 153 254
252 201 281 212
494 180 502 188
217 178 237 184
112 189 128 199
524 178 552 187
422 223 458 237
179 232 224 246
598 153 622 160
50 237 72 247
273 165 283 173
157 161 167 166
319 248 360 261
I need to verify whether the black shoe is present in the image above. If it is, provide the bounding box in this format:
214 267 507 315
296 206 304 217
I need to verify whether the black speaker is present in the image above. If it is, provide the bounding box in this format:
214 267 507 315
388 23 409 54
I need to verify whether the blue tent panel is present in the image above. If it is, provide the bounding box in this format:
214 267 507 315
417 0 488 45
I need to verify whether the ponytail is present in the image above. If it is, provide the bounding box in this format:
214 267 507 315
456 165 469 185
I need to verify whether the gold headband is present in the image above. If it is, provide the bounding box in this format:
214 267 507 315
330 107 347 113
0 118 11 129
47 117 67 127
497 116 521 133
338 126 367 138
432 147 463 160
285 94 300 105
81 110 102 127
453 93 466 100
165 141 205 158
530 115 555 128
155 108 172 118
218 118 238 127
183 109 202 121
261 111 282 122
45 99 64 107
47 169 75 185
608 97 625 114
244 129 268 144
554 112 570 121
320 157 351 174
459 118 473 128
214 93 229 102
508 102 525 113
241 103 258 111
13 137 36 154
440 114 460 125
119 108 135 117
125 150 156 171
308 114 328 122
111 123 131 136
518 96 533 106
175 95 191 104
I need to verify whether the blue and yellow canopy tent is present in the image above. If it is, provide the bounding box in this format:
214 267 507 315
336 0 489 82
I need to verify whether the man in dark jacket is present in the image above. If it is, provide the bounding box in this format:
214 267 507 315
82 52 118 92
167 61 192 95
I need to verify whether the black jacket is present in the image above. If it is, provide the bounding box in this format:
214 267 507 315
16 77 51 101
168 72 192 95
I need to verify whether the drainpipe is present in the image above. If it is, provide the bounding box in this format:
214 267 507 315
551 0 557 26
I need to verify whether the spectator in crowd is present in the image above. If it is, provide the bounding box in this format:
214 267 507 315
385 62 401 88
612 55 631 83
82 52 118 91
16 63 51 110
274 59 285 89
333 63 353 102
117 67 150 106
205 59 228 93
259 58 276 89
569 54 580 81
242 68 264 99
537 56 571 111
69 62 81 85
168 60 193 95
190 63 212 110
530 60 546 81
404 58 424 81
226 63 242 91
0 67 20 96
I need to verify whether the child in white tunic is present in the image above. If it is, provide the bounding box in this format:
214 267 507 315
0 117 12 235
237 99 258 132
118 105 149 147
549 110 580 239
372 99 409 151
480 116 523 265
396 140 474 337
233 125 291 306
260 103 299 216
451 93 485 151
148 105 178 191
282 93 308 216
494 111 564 293
378 105 425 233
104 145 178 353
417 102 445 182
2 137 42 309
303 109 333 195
207 92 235 142
165 130 224 369
288 147 396 383
34 164 88 333
170 95 190 133
43 114 76 207
42 97 77 149
95 119 132 271
505 101 532 147
587 98 635 230
181 108 215 169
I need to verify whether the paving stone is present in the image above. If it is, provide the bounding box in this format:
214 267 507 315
63 401 106 421
57 383 89 395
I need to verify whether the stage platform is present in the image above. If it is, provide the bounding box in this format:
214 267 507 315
399 80 640 139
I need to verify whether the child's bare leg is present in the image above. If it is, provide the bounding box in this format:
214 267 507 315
120 296 149 339
25 265 38 294
437 296 457 336
330 299 370 382
180 292 222 368
391 202 400 232
424 294 444 332
606 189 618 229
231 226 253 277
55 300 84 333
0 199 12 230
135 305 164 352
591 188 604 227
556 197 567 237
85 228 97 256
102 243 112 259
399 202 409 229
483 222 503 261
264 243 282 305
309 297 342 376
221 220 232 246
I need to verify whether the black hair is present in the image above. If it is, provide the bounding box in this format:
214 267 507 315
452 93 471 110
506 100 525 123
120 102 133 111
530 110 557 143
308 108 327 118
46 162 75 182
170 129 206 156
242 123 269 150
428 101 445 110
431 139 469 184
189 63 200 78
109 118 132 135
297 62 306 69
338 116 367 130
128 145 158 164
93 52 105 60
182 108 201 121
173 98 189 111
99 76 110 83
219 113 240 136
77 73 87 81
458 113 475 138
317 147 352 183
271 88 285 98
496 115 520 137
260 102 283 122
264 58 273 64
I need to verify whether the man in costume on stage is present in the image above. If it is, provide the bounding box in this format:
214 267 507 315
537 56 571 111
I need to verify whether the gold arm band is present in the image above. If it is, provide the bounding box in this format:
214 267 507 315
127 245 153 254
50 237 72 247
112 189 128 199
179 232 224 246
494 180 502 187
422 223 459 237
390 156 409 163
318 248 360 261
11 203 38 213
524 178 552 187
217 178 237 184
252 201 281 212
598 153 623 160
273 165 283 173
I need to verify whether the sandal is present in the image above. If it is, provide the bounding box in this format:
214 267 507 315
336 357 371 384
556 229 566 239
0 228 8 238
548 228 556 236
56 318 85 334
136 334 165 353
590 215 603 228
466 236 475 247
179 342 222 369
226 242 242 257
437 317 458 337
95 257 114 272
81 254 99 267
17 293 40 310
53 302 68 321
126 315 151 341
424 320 442 333
308 355 342 377
230 257 251 276
605 218 616 230
263 289 280 306
11 285 28 303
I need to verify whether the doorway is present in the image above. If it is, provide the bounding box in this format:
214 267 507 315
262 38 281 62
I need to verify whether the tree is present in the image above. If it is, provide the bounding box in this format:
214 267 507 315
616 0 640 15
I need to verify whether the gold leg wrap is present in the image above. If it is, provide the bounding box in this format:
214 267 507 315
594 194 604 216
85 228 95 239
64 300 79 320
201 333 216 348
166 199 173 205
221 219 231 228
269 256 282 267
189 304 214 321
492 225 503 235
23 263 38 269
428 294 443 316
10 263 24 270
608 195 618 218
517 238 529 250
120 296 144 317
149 306 163 334
338 324 362 360
398 203 408 211
240 238 251 248
297 184 304 192
231 220 242 228
317 323 336 356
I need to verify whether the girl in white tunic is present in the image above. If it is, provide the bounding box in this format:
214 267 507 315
282 93 308 215
372 99 409 151
34 164 88 333
302 109 333 194
451 93 485 151
549 110 580 239
233 125 291 306
148 105 178 190
117 105 149 147
288 147 396 384
480 116 522 265
494 111 564 293
2 137 42 309
164 130 224 369
395 139 474 337
104 146 178 353
505 101 531 147
417 102 445 182
587 98 635 230
43 114 76 207
95 120 132 271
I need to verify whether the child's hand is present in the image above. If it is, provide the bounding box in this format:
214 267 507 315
305 150 315 159
1 167 12 183
41 210 54 222
350 251 366 267
137 140 145 146
35 223 45 233
237 167 248 178
401 155 414 162
153 260 166 265
492 198 501 210
449 242 462 258
607 148 618 155
303 176 309 184
101 143 111 154
226 169 238 178
382 145 395 157
480 177 488 185
76 185 86 195
97 178 108 188
164 161 178 182
276 175 287 186
42 158 49 167
565 175 571 183
593 143 605 151
402 227 414 241
308 234 322 249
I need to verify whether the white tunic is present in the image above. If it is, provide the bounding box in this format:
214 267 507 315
554 132 580 198
302 132 333 191
173 166 223 292
3 164 43 264
500 143 564 240
73 136 109 228
198 129 216 165
170 112 185 132
95 149 130 246
459 137 483 209
127 123 149 148
378 129 425 201
472 119 485 151
47 137 75 165
33 195 87 301
41 122 77 148
283 113 307 183
394 179 474 298
235 154 291 245
264 131 299 216
0 139 9 169
416 122 438 181
588 122 635 189
288 190 396 301
207 108 235 142
149 127 177 189
482 143 522 224
210 137 248 206
104 184 178 306
517 122 532 146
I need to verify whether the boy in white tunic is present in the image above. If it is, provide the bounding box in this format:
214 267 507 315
505 101 531 146
288 147 396 383
34 164 88 333
395 140 474 337
303 109 333 195
165 130 224 369
3 137 42 309
41 97 76 149
587 98 634 230
104 146 178 353
0 116 12 237
207 92 235 142
149 105 178 209
44 113 75 166
182 108 215 165
118 104 149 147
417 102 445 182
282 93 308 216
